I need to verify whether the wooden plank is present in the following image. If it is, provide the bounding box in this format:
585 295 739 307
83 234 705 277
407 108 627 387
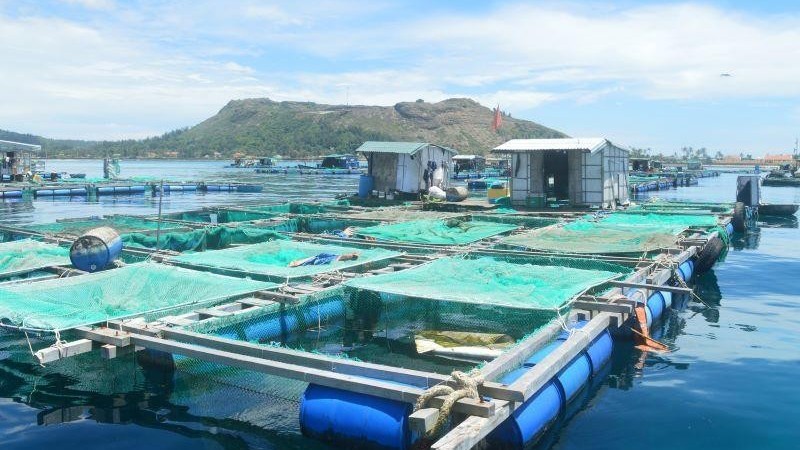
571 300 633 315
35 339 94 364
100 344 136 359
409 408 441 435
508 313 611 402
430 400 512 450
479 317 568 382
608 281 693 294
128 333 495 417
74 327 131 347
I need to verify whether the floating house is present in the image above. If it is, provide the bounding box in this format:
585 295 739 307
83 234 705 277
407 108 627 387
356 141 457 195
630 157 652 172
320 154 360 170
452 154 485 174
492 138 629 208
1 139 44 182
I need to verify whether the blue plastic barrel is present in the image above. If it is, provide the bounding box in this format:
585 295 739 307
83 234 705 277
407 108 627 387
97 187 114 195
678 260 694 281
36 189 54 196
183 184 198 191
2 190 22 198
489 381 564 447
69 226 123 272
358 175 374 198
646 292 666 323
300 384 412 450
301 299 346 327
243 313 300 341
585 331 613 376
70 188 87 196
490 321 614 449
130 185 146 193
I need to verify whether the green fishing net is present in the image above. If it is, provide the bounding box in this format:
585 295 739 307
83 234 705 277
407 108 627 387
344 209 462 222
0 262 277 331
355 219 518 245
629 199 734 214
122 226 288 252
598 212 720 228
163 210 279 224
169 240 400 279
344 256 627 310
24 216 182 236
500 221 681 254
501 212 721 254
241 200 351 215
0 239 70 276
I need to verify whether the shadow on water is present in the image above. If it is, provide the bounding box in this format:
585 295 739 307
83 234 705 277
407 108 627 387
0 334 326 450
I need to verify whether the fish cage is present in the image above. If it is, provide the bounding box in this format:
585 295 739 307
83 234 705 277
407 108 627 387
0 201 738 450
167 239 401 281
0 239 71 278
354 218 519 245
21 216 188 237
121 225 288 252
499 211 728 255
0 262 276 333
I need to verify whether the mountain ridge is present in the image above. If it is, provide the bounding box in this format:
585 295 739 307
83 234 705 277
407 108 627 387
1 97 567 158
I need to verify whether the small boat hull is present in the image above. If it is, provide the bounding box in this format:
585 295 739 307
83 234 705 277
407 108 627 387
759 204 799 216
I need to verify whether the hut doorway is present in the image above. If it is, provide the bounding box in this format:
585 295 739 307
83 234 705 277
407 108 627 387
542 151 569 200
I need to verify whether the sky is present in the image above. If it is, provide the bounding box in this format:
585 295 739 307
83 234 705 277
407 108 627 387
2 0 800 156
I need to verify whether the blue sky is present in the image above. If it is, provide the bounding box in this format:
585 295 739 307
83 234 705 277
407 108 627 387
2 0 800 155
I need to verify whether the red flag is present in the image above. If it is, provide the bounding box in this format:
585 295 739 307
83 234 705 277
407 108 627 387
492 105 503 132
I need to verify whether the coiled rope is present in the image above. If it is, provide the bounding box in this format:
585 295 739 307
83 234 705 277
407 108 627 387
413 369 484 437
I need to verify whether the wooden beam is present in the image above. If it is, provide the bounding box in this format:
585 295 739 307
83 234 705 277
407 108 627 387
409 409 440 436
100 344 136 359
75 327 131 347
479 317 568 382
35 339 94 364
430 400 512 450
508 313 611 402
608 281 693 294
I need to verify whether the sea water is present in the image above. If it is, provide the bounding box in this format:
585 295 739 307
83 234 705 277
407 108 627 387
1 162 799 449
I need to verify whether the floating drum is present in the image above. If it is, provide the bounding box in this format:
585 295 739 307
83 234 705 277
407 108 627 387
300 384 413 450
358 175 374 199
69 226 123 272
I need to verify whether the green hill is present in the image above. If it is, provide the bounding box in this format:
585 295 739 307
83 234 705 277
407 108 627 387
2 98 566 158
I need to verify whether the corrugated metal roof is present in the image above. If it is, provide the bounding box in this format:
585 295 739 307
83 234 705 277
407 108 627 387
356 141 458 155
452 154 484 160
492 138 613 154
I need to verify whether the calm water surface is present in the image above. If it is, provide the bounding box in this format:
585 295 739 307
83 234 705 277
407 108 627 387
1 162 798 449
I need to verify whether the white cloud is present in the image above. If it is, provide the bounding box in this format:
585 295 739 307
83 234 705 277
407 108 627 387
61 0 115 10
2 1 800 142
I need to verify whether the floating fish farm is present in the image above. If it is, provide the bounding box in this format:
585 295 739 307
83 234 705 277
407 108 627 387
0 198 738 450
0 180 264 200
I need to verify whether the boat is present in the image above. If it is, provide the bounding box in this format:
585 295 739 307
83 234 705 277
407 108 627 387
320 154 360 170
69 173 86 179
229 157 274 168
758 204 799 217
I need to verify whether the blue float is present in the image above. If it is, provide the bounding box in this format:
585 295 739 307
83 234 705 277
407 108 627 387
488 322 614 449
358 175 374 198
243 313 300 341
69 227 123 272
300 384 413 450
678 260 694 281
